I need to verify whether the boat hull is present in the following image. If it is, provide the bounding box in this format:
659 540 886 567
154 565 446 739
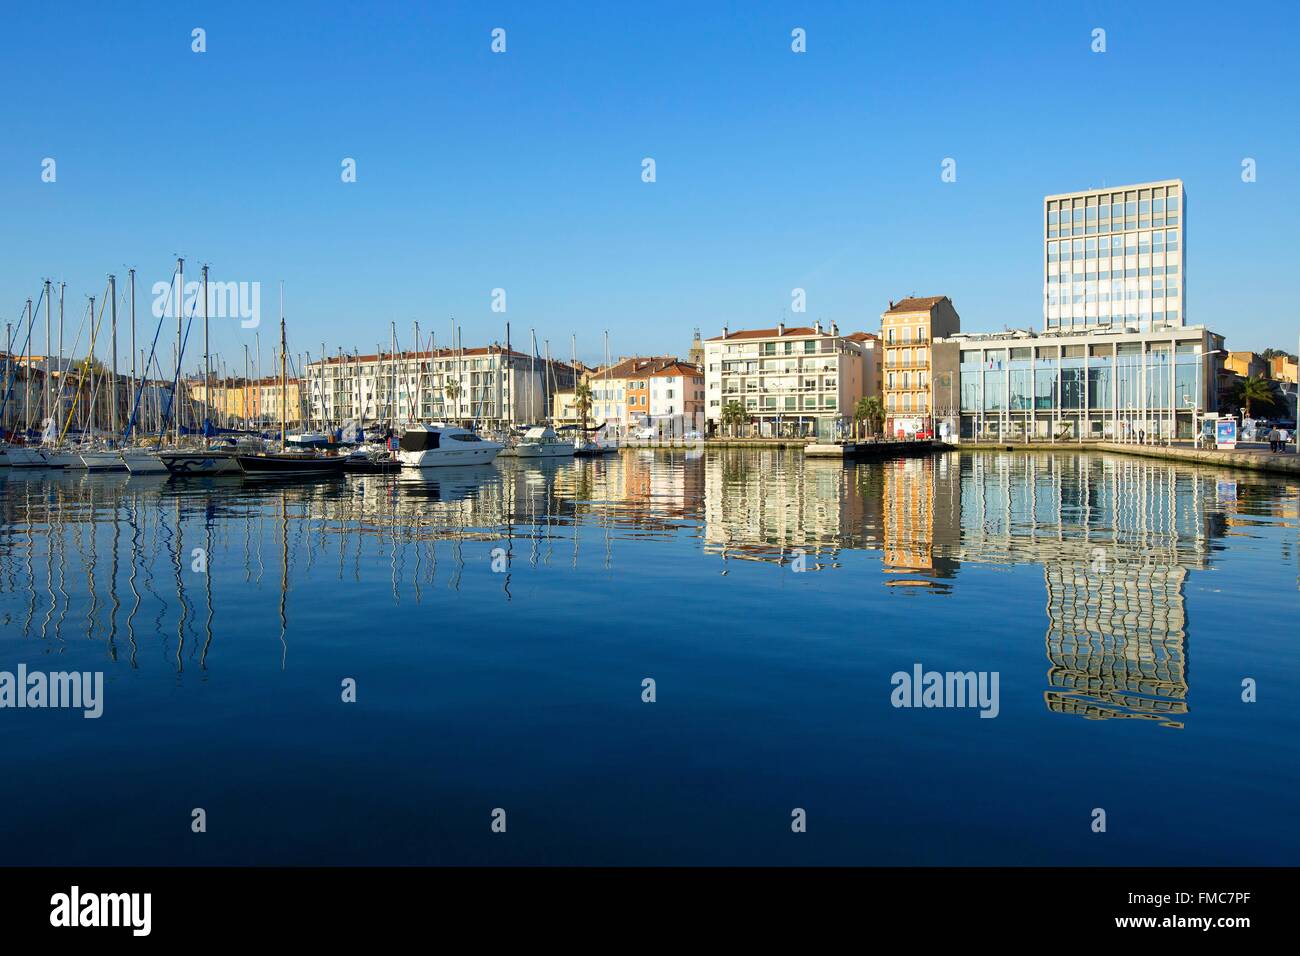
7 447 50 468
513 441 575 459
398 445 502 468
159 451 242 476
39 450 80 469
122 451 169 474
235 454 349 477
79 451 128 471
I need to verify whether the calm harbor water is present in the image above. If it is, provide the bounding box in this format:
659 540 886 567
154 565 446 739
1 449 1297 866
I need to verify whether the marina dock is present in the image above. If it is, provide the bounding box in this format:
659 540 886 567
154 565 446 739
804 439 946 458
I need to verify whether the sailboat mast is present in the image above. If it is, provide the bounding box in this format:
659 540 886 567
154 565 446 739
23 298 32 433
255 331 261 430
58 283 65 436
544 339 552 425
529 329 536 424
411 320 419 422
129 269 136 425
201 264 209 446
279 282 287 451
86 296 95 438
109 273 119 438
43 280 51 430
320 341 327 432
175 257 184 444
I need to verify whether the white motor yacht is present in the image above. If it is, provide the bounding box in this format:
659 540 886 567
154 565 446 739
397 425 503 468
513 425 575 459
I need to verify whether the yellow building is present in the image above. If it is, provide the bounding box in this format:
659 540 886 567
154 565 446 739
1225 351 1267 379
1269 355 1297 384
881 296 960 437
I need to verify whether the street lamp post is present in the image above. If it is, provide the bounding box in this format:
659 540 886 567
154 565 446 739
1195 348 1226 447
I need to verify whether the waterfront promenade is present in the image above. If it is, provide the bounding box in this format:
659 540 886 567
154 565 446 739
1097 442 1300 476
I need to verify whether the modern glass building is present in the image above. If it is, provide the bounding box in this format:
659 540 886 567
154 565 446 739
933 325 1225 442
1044 179 1185 332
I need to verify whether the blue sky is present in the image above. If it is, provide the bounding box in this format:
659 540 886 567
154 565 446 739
1 0 1296 370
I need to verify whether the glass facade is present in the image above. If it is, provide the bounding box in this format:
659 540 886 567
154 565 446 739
1044 181 1184 332
953 331 1217 443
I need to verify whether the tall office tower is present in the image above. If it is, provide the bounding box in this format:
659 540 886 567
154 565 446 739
1044 179 1184 332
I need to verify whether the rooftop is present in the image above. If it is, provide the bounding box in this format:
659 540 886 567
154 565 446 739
884 296 950 315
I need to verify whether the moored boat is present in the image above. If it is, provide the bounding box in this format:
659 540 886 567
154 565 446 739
158 449 242 476
235 450 349 477
513 425 575 459
5 446 49 468
79 446 128 471
39 447 80 469
121 448 169 474
396 424 503 468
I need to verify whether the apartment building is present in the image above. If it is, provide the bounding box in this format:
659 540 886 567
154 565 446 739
303 346 575 427
881 296 960 437
703 321 874 438
646 361 704 429
585 356 679 429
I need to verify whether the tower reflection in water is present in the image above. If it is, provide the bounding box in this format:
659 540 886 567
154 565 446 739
954 453 1220 729
0 449 1236 728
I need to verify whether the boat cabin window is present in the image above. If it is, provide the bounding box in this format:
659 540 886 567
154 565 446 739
449 433 481 442
399 430 440 452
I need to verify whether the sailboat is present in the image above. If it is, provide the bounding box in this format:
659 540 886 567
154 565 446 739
0 294 45 467
156 263 245 476
236 284 347 478
512 332 574 458
572 332 618 456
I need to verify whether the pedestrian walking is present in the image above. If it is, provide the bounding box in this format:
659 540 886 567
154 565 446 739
1267 426 1281 452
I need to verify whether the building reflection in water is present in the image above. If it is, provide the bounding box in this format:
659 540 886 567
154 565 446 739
954 453 1224 729
0 448 1243 728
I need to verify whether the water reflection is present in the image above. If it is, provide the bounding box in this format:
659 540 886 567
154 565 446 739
1 449 1295 731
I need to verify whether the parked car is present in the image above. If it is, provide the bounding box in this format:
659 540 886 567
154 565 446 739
634 427 655 440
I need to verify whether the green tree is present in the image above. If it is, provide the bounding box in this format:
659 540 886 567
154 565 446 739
574 381 593 434
854 395 884 438
721 400 746 438
1234 374 1278 418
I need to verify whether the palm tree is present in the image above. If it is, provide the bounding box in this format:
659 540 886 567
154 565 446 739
721 400 746 438
855 395 884 439
853 397 869 439
1234 374 1277 419
865 396 884 438
443 377 460 423
574 381 593 433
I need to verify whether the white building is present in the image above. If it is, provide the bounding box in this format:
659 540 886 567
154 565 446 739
703 322 877 438
303 346 575 428
1044 179 1185 332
